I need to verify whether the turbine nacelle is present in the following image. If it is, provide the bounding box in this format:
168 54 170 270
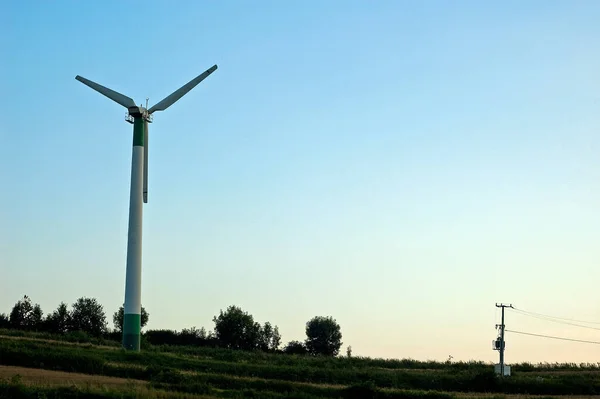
127 106 150 118
125 107 152 124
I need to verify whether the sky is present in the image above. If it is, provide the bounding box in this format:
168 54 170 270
2 0 600 364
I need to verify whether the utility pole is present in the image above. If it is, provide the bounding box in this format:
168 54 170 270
495 303 513 376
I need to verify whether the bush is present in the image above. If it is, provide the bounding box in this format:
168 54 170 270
145 365 186 384
344 381 380 399
284 340 308 355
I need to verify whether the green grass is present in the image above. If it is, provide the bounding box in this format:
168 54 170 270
0 331 598 398
0 328 120 347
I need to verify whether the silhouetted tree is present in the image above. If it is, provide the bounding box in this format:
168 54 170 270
180 326 207 345
0 313 9 329
213 305 261 350
305 316 342 356
144 329 180 346
283 340 307 355
258 321 281 352
9 295 43 331
43 302 71 334
182 326 207 339
70 297 107 336
112 305 149 332
144 327 219 347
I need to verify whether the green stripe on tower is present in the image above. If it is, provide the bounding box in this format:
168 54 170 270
133 117 144 147
122 313 141 351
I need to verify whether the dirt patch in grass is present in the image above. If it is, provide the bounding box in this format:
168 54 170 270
0 365 147 388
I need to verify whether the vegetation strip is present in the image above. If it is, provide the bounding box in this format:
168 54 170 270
2 336 600 396
4 365 595 399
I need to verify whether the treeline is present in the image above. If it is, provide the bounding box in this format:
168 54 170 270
0 295 113 337
0 295 344 356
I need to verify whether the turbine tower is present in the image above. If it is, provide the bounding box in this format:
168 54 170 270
75 64 218 351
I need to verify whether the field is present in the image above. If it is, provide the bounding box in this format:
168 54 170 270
1 331 600 398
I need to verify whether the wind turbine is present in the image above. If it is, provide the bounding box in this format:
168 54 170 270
75 64 218 351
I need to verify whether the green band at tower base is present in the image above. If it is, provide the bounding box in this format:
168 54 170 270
122 313 141 351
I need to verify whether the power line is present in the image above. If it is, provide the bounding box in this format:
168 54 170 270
510 308 600 331
506 329 600 345
511 307 600 325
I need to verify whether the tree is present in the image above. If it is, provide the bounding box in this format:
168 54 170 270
180 326 207 346
270 325 281 351
70 297 107 336
144 329 180 346
44 302 71 334
0 313 9 329
112 305 149 332
304 316 342 356
181 326 206 340
258 321 281 352
283 340 307 355
212 305 261 350
9 295 43 331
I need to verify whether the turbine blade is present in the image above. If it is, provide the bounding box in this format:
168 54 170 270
75 75 136 108
143 120 148 204
148 64 217 113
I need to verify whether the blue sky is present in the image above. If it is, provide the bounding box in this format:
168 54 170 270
2 0 600 363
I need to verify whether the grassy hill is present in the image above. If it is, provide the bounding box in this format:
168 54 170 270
1 330 600 398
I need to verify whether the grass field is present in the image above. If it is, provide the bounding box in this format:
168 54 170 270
1 332 599 398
